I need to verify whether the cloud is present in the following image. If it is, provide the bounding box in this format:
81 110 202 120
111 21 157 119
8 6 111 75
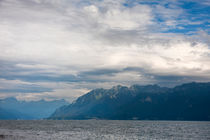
0 78 52 99
84 3 153 30
0 0 209 101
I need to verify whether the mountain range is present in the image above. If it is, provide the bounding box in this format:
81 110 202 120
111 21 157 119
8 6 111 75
0 98 69 120
50 82 210 121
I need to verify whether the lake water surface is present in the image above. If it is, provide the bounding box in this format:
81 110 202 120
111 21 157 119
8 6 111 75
0 120 210 140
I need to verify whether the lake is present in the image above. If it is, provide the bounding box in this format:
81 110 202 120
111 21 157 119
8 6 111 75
0 120 210 140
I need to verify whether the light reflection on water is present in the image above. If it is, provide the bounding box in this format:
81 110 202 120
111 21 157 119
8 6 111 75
0 120 210 140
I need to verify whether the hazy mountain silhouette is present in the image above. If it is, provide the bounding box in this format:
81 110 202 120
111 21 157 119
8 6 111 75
50 82 210 120
0 98 69 120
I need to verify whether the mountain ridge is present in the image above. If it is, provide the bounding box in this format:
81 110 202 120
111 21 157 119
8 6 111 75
50 82 210 120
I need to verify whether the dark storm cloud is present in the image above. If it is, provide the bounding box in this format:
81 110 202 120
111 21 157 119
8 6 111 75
1 59 210 86
80 69 121 76
0 84 52 93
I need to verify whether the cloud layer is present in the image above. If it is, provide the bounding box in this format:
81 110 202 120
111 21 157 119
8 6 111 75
0 0 209 101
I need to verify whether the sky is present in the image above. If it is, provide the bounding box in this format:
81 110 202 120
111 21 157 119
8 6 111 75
0 0 210 101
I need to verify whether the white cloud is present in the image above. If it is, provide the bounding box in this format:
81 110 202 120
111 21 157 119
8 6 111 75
0 0 209 100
